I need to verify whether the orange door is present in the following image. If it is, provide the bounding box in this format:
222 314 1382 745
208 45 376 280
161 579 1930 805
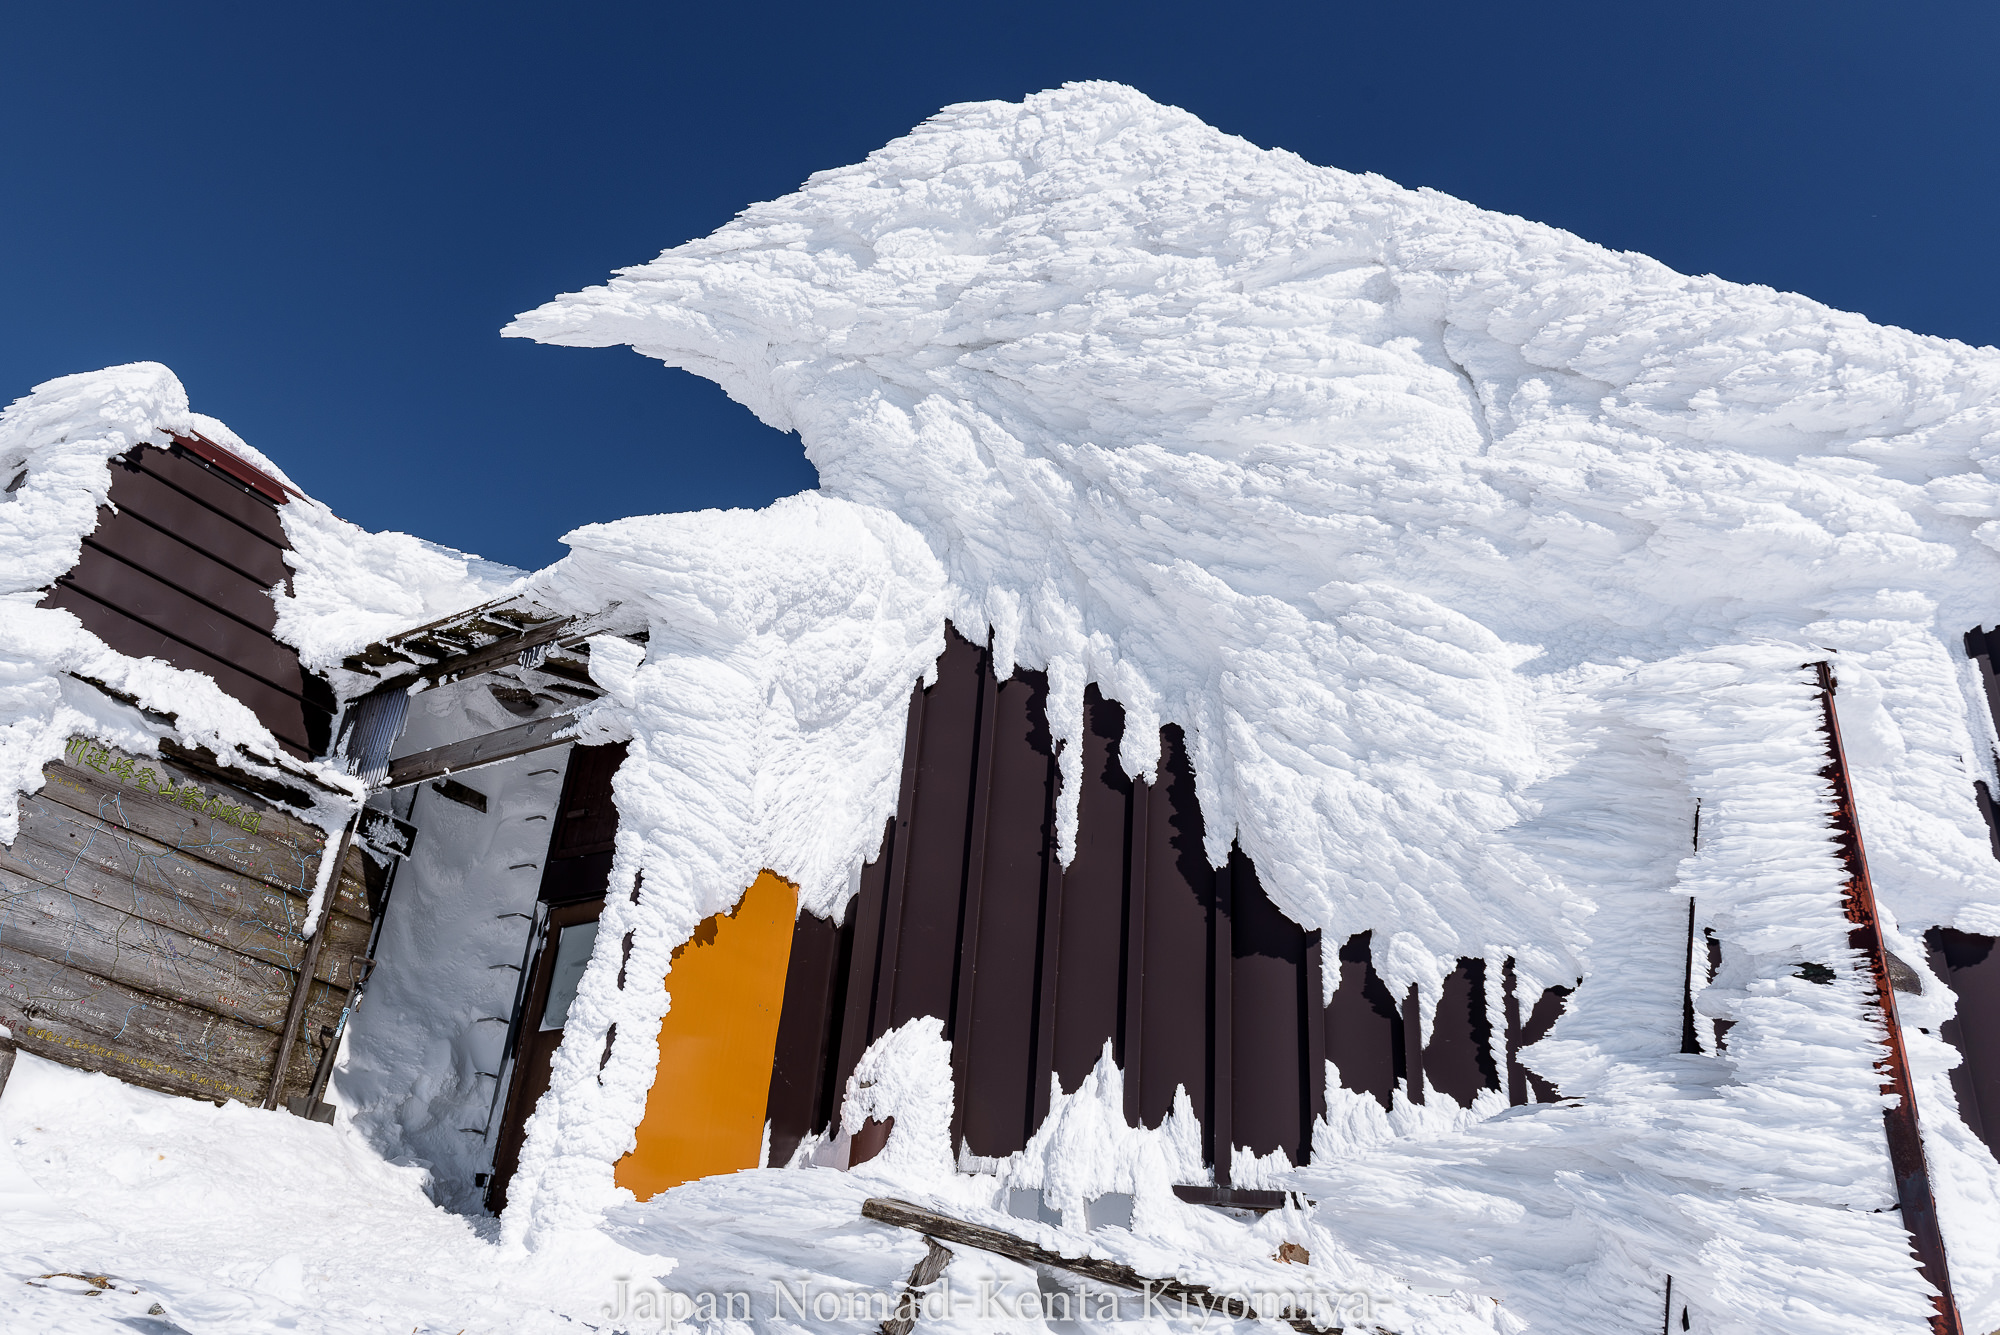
615 871 798 1199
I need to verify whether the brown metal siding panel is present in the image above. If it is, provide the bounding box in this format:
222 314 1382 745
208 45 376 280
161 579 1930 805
1518 984 1569 1103
1134 727 1217 1131
110 457 290 585
771 632 1359 1179
42 583 314 756
85 508 279 632
1049 686 1132 1094
1325 931 1401 1109
1211 856 1234 1179
1228 848 1312 1164
765 908 846 1167
539 851 614 906
959 668 1059 1156
1424 957 1497 1107
60 544 308 695
1929 928 2000 1155
948 663 1000 1155
832 804 903 1114
137 446 289 548
883 630 984 1033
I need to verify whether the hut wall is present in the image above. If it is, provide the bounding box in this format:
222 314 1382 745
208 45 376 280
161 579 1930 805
766 625 1568 1179
0 738 371 1107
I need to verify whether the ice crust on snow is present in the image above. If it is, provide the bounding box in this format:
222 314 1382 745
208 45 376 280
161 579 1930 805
496 83 2000 1331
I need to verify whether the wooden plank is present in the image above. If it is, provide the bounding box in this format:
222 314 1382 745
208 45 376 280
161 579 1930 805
384 713 578 788
0 804 368 983
0 875 347 1034
0 943 281 1105
859 1197 1334 1334
36 742 358 911
407 616 576 687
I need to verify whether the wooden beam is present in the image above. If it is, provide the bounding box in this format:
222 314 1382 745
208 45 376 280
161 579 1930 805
401 617 577 688
859 1197 1336 1333
384 714 578 789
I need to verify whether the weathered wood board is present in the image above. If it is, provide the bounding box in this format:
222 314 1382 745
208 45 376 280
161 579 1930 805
0 795 370 979
0 945 338 1105
37 738 370 921
0 738 369 1107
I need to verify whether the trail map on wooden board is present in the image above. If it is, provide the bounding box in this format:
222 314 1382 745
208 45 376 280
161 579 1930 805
0 738 372 1105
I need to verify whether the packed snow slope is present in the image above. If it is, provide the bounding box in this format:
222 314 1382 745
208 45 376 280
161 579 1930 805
503 83 2000 1332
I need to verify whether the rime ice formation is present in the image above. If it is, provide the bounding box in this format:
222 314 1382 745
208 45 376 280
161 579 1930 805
502 83 2000 1332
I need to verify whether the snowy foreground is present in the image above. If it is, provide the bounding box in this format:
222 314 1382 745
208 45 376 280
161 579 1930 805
1 1054 1488 1334
8 80 2000 1333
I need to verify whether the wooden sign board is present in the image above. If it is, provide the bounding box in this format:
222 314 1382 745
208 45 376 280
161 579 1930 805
0 738 372 1106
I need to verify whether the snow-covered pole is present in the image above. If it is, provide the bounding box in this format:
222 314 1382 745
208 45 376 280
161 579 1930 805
1815 660 1963 1335
262 808 363 1112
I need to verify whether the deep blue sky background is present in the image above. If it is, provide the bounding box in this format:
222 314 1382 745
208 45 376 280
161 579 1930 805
5 3 1997 570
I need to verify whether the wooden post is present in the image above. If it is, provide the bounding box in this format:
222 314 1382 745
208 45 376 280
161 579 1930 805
879 1237 952 1335
1815 661 1963 1335
263 811 361 1111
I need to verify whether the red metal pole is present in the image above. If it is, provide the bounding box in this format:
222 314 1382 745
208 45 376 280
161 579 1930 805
1814 661 1963 1335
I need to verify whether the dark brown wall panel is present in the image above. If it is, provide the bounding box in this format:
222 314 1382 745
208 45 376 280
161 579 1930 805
539 745 626 905
882 632 985 1033
138 447 289 549
61 545 307 695
1929 928 2000 1154
1049 686 1132 1094
1229 849 1312 1163
86 508 279 632
1133 726 1217 1130
546 743 625 859
43 445 336 760
766 908 847 1168
43 583 315 756
110 458 289 585
1326 931 1402 1109
958 669 1059 1157
1425 957 1497 1107
765 626 1558 1183
834 809 900 1112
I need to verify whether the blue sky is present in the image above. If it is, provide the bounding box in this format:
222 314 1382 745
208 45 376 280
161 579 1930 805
5 2 1996 570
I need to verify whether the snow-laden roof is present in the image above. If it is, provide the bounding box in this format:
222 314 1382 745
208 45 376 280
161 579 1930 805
499 83 2000 1329
0 363 520 845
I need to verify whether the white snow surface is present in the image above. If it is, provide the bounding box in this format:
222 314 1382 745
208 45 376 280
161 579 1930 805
495 83 2000 1332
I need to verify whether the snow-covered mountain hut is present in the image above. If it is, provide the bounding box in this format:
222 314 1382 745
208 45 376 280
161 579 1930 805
11 82 2000 1335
